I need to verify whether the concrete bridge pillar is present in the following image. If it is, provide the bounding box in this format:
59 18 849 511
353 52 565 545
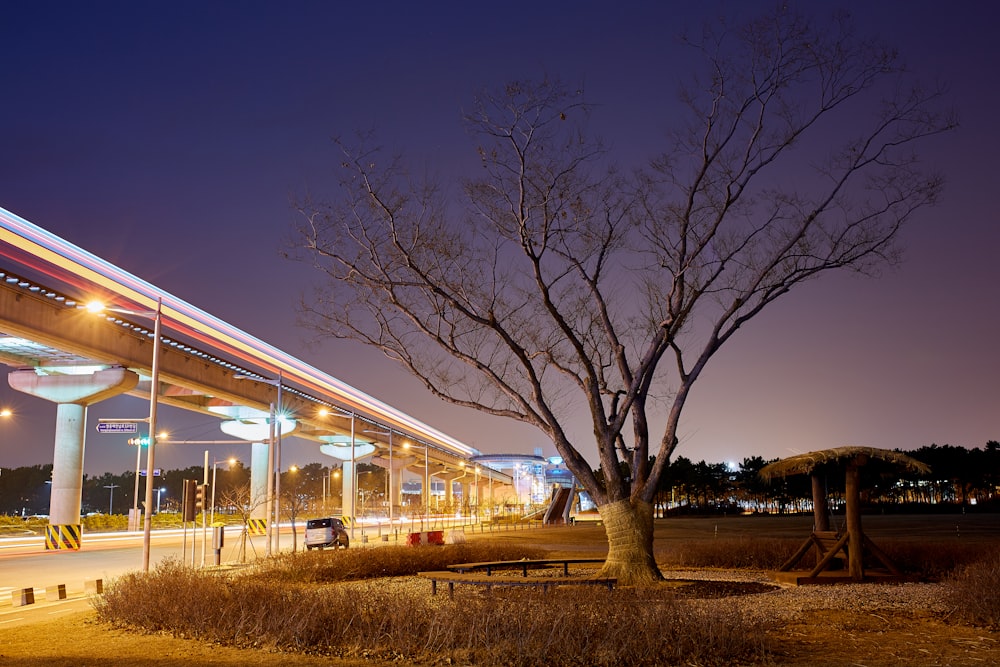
219 418 296 526
369 455 409 520
8 367 139 550
318 437 376 529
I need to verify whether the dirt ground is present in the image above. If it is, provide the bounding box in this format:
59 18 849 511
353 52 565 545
2 516 999 666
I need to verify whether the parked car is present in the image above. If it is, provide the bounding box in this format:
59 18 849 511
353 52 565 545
305 517 349 549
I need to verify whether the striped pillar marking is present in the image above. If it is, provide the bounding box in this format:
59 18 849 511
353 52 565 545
45 524 82 550
247 518 266 536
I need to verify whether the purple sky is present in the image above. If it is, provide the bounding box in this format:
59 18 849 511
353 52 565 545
1 1 997 475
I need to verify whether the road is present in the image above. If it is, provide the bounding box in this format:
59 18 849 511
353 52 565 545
0 524 279 625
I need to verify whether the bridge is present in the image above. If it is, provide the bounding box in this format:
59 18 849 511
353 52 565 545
0 206 512 552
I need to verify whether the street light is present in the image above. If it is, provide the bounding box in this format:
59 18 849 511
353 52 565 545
104 483 118 514
234 372 283 555
403 441 429 527
87 298 162 573
156 486 166 513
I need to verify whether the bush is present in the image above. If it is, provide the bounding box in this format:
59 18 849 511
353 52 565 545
246 542 547 583
94 555 767 666
943 555 1000 629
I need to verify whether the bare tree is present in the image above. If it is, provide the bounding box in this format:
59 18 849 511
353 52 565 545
281 472 311 553
217 483 265 563
293 9 953 584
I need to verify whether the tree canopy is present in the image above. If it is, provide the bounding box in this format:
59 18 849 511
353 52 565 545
292 7 953 583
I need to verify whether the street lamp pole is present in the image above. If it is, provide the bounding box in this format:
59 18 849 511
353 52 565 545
350 414 356 539
274 371 282 554
86 298 163 572
104 484 118 514
141 298 162 573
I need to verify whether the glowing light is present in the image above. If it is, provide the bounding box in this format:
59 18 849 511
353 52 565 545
0 206 478 458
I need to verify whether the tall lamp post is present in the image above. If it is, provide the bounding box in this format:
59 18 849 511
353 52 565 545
87 298 162 573
104 483 118 514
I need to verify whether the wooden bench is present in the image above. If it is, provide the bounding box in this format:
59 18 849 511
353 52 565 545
418 570 616 598
445 558 605 577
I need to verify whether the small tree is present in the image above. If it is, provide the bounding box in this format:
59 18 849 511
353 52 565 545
294 8 953 584
217 483 265 562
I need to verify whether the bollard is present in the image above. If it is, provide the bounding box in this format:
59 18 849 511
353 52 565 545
12 588 34 607
212 526 225 566
84 579 103 595
45 584 67 601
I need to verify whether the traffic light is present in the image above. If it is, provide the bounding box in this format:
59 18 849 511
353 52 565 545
127 437 150 446
195 483 211 512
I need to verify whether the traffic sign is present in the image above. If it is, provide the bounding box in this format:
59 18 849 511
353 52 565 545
139 468 162 477
96 422 138 434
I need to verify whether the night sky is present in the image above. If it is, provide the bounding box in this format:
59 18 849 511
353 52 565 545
1 1 997 475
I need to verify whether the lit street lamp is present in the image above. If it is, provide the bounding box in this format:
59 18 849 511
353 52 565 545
156 486 166 513
87 298 163 573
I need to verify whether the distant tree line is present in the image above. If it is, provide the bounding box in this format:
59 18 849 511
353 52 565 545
2 442 997 517
645 442 1000 516
0 460 385 517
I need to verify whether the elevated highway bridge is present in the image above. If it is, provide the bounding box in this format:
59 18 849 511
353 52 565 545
0 206 511 551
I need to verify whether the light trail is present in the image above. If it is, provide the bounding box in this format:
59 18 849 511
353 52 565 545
0 206 477 456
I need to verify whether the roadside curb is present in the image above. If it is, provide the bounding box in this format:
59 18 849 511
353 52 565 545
8 579 103 608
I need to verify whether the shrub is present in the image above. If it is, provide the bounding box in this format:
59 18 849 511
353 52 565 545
246 542 547 583
942 555 1000 629
94 557 767 666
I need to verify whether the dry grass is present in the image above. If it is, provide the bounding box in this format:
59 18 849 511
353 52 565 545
246 541 546 583
943 554 1000 629
93 543 768 666
3 515 999 666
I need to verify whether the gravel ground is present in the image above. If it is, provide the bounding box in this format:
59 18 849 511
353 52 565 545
372 565 949 625
656 567 949 622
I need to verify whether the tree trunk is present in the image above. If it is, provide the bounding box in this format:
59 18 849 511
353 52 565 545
811 473 829 532
596 499 662 585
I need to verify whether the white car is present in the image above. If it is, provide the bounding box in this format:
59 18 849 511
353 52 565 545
304 517 350 549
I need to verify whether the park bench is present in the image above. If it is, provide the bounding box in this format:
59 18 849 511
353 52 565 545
418 570 616 598
445 557 606 577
